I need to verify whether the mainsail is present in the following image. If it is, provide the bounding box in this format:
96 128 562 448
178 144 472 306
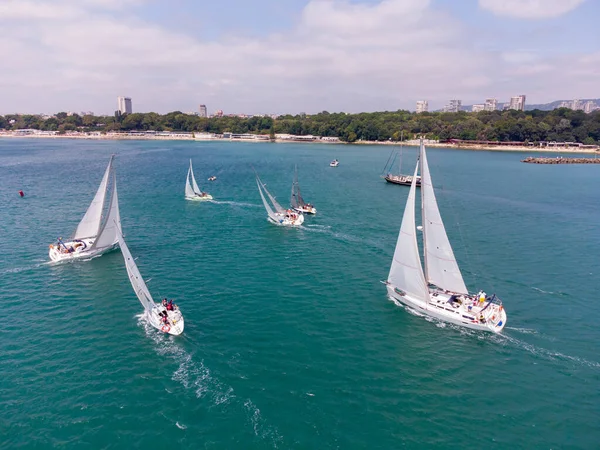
420 143 468 294
118 232 155 313
189 160 203 195
72 155 114 240
256 174 287 222
91 173 121 251
388 159 429 302
290 165 305 208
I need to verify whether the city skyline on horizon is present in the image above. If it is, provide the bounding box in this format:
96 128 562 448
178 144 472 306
1 0 599 116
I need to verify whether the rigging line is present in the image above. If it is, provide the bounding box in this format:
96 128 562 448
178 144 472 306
382 148 395 175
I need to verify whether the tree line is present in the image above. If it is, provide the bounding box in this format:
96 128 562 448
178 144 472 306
1 108 599 144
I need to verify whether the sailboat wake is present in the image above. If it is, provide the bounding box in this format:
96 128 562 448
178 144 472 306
209 200 262 208
138 318 284 446
389 297 599 369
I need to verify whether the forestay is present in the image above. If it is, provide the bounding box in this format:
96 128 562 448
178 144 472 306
91 173 121 251
388 160 429 302
420 143 468 294
118 232 155 313
72 155 114 240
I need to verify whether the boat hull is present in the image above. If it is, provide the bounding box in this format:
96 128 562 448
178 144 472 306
384 175 422 187
48 239 118 262
268 213 305 227
186 194 213 201
293 206 317 215
149 305 184 336
386 285 506 333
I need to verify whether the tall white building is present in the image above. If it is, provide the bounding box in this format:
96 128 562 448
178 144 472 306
584 101 597 114
117 96 132 114
472 104 485 113
199 104 207 117
484 98 498 111
416 100 429 113
444 99 462 113
571 99 583 111
508 95 526 111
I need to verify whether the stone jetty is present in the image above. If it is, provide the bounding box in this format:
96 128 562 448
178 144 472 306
522 156 600 164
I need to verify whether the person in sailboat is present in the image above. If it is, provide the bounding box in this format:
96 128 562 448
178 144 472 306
162 298 168 308
166 299 174 311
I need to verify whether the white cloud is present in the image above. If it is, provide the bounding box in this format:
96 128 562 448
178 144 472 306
479 0 586 19
0 0 598 114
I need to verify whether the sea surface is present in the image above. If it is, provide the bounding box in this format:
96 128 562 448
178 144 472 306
1 139 599 449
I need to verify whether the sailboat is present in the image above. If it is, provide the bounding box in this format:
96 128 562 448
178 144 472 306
290 165 317 215
382 133 421 187
385 141 507 333
117 230 184 336
48 155 121 262
185 159 213 201
256 173 304 226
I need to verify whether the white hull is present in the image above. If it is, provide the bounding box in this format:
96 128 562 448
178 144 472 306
293 206 317 215
48 239 117 262
148 305 184 336
387 284 506 333
330 162 339 167
186 194 213 201
268 212 305 227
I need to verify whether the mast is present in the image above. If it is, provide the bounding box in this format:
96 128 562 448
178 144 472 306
420 140 428 284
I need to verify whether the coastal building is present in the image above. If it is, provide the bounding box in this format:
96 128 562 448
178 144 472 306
571 99 583 111
508 95 526 111
416 100 429 113
444 99 462 113
199 104 207 117
584 101 597 114
214 109 224 118
117 96 132 114
472 104 485 113
484 98 497 111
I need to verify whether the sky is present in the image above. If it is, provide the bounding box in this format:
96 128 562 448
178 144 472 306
1 0 598 115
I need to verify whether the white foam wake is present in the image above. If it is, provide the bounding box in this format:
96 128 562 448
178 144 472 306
138 318 283 447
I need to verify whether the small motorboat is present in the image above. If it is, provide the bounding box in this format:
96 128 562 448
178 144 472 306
330 159 339 167
208 176 217 181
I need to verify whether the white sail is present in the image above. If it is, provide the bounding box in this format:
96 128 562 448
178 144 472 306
91 173 121 251
420 143 468 294
263 181 285 214
185 165 195 198
118 232 155 313
72 155 113 240
388 160 429 302
190 159 203 195
256 177 277 221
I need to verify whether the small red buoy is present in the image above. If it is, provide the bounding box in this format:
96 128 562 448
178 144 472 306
18 190 24 197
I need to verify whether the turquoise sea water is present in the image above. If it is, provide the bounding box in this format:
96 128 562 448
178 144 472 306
1 139 599 449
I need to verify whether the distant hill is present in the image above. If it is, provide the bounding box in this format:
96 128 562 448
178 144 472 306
457 99 600 112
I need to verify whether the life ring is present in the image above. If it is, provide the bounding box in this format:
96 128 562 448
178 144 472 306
161 325 170 333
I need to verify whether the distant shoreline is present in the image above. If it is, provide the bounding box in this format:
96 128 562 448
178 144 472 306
1 132 598 154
